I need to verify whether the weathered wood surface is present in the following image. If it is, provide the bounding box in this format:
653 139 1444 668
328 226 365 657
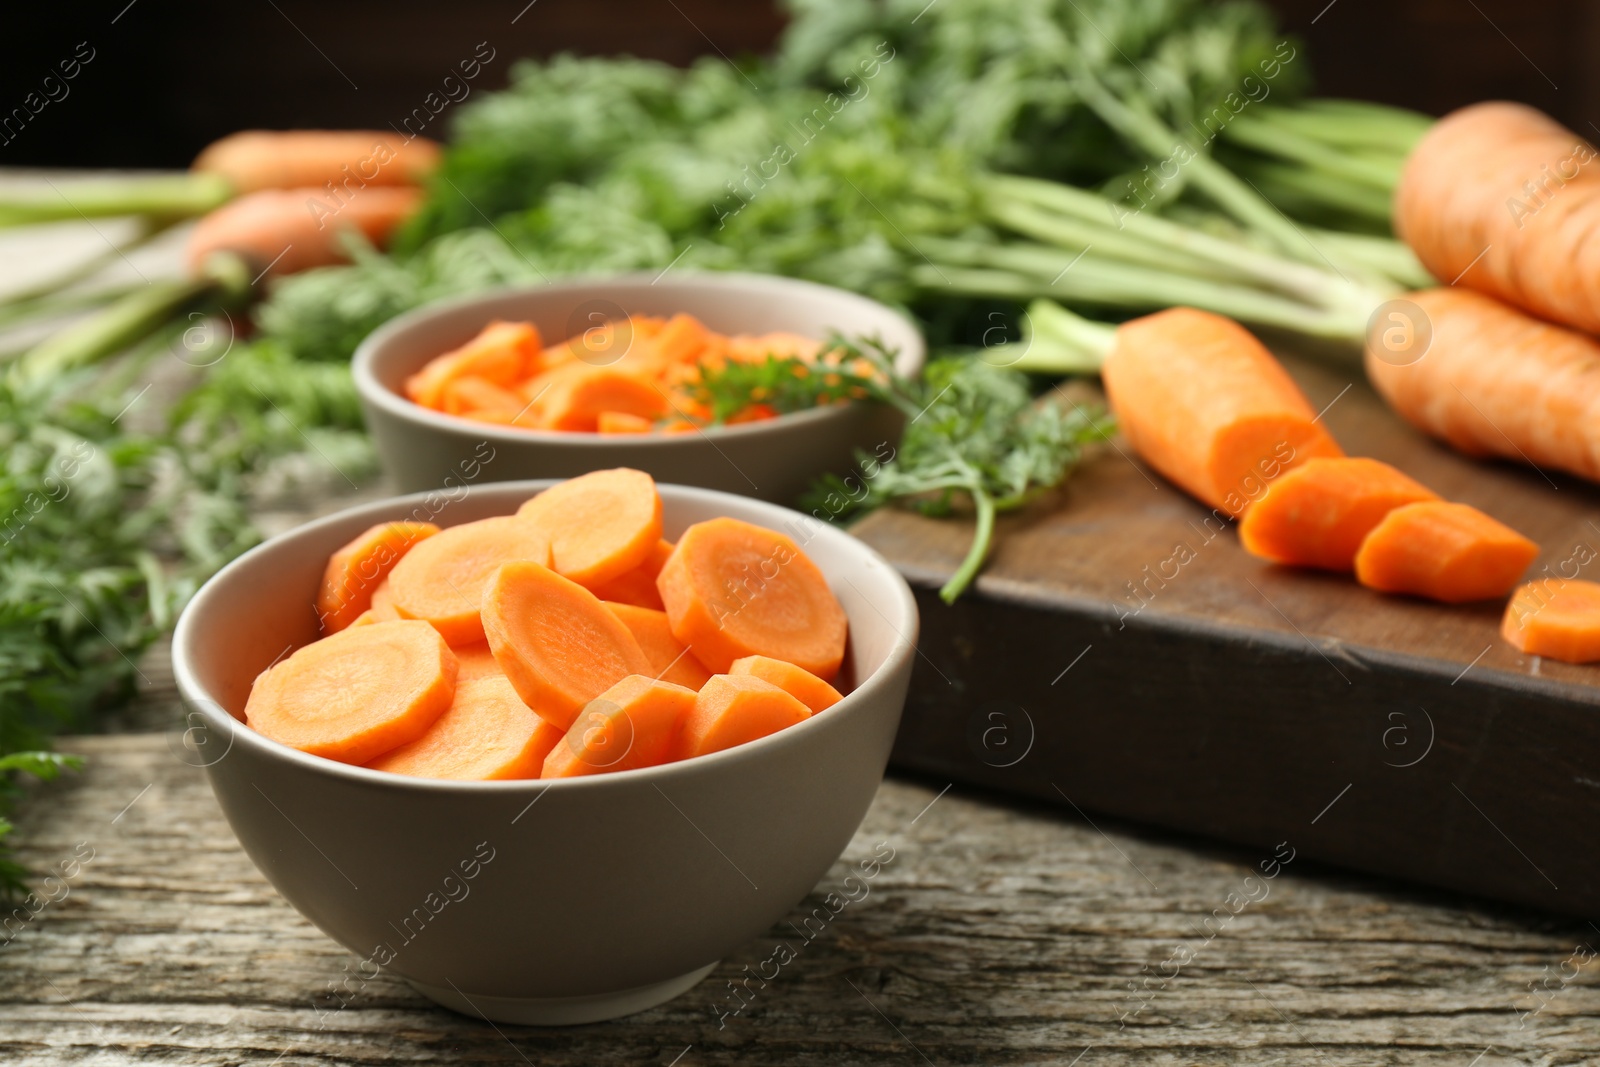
3 735 1598 1066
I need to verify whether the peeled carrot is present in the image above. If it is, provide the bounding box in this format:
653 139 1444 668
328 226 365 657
598 411 655 434
186 185 423 279
677 674 811 760
453 642 503 681
193 130 442 194
729 655 843 713
517 468 663 587
657 517 848 678
404 321 540 409
244 619 457 765
541 674 697 778
1365 288 1600 483
1354 501 1539 603
1238 457 1439 572
525 365 667 432
481 561 653 730
1395 102 1600 334
368 674 561 780
1501 578 1600 663
605 602 713 689
386 516 551 645
368 579 400 622
1102 308 1344 517
316 521 439 633
589 539 673 610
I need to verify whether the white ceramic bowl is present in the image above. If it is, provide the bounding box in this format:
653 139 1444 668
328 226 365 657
352 273 926 504
170 481 917 1024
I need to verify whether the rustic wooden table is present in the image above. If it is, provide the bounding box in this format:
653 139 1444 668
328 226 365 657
1 181 1597 1065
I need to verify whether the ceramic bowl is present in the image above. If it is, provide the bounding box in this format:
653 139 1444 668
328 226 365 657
352 272 926 504
170 480 917 1024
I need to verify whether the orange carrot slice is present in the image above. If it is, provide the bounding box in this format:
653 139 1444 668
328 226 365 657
316 521 439 633
657 517 847 678
368 578 400 622
348 610 378 627
1238 457 1439 572
653 313 711 363
516 468 663 587
588 539 673 610
677 674 811 760
244 620 457 765
439 375 526 417
454 642 504 681
481 561 653 729
532 366 667 432
605 602 712 689
386 516 551 646
1502 578 1600 663
597 411 654 434
368 674 561 780
404 321 540 409
541 674 697 777
729 655 843 713
1354 501 1539 603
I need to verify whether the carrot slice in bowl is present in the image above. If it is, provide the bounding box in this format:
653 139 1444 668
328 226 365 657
316 521 439 633
516 468 663 587
368 674 561 780
386 516 551 646
677 674 811 761
244 619 457 765
605 601 712 689
589 539 673 610
729 655 843 713
542 674 698 778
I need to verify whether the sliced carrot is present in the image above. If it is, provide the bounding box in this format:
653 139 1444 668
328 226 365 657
605 602 713 689
676 674 811 760
532 366 667 432
368 674 561 780
368 578 400 621
1102 308 1344 517
1354 501 1539 603
729 655 843 713
439 375 526 417
588 539 673 610
1501 578 1600 663
653 313 711 363
657 517 848 678
404 321 540 409
1238 458 1439 572
386 516 551 645
316 521 439 633
454 641 504 681
597 411 654 434
244 620 457 765
481 561 653 730
541 674 697 777
516 468 663 587
348 610 377 627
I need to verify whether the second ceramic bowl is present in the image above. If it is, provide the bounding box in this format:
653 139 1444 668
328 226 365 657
353 272 926 503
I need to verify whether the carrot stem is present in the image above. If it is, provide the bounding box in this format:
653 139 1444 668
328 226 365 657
1221 114 1406 190
0 173 233 228
939 481 995 604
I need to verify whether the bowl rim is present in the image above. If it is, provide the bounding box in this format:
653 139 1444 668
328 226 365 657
171 479 920 796
350 271 927 448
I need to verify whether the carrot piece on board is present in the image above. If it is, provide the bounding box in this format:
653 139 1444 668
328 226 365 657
1354 501 1539 603
516 468 663 587
244 619 457 765
386 516 551 646
729 655 843 713
588 539 673 610
1101 308 1344 517
368 674 561 780
1237 458 1439 572
1501 578 1600 663
187 186 423 279
531 366 667 432
405 321 541 409
192 130 441 192
541 674 698 777
605 602 713 689
657 517 848 678
368 578 400 621
677 674 811 760
453 641 504 681
482 561 654 730
597 411 655 434
316 521 440 633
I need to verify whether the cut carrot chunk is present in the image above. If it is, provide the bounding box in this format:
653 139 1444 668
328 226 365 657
653 313 711 363
316 521 439 633
439 375 525 417
1502 579 1600 663
481 561 653 730
541 674 697 777
404 321 539 409
588 539 673 610
597 411 654 434
677 674 811 760
1238 457 1439 572
605 602 713 689
657 517 848 678
1354 501 1539 603
348 610 377 627
368 674 561 780
517 468 663 587
244 620 457 765
386 516 551 645
533 366 667 432
729 655 842 713
454 641 504 681
368 579 400 621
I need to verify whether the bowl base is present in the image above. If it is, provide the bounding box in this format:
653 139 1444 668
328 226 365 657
407 961 720 1025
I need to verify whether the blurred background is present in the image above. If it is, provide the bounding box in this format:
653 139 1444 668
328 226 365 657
3 0 1597 169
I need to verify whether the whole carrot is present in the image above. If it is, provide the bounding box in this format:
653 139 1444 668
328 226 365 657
186 185 424 278
193 130 441 194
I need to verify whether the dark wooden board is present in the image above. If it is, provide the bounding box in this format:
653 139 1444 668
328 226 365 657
854 352 1600 918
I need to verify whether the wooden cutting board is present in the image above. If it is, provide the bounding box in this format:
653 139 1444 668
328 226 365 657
852 350 1600 918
